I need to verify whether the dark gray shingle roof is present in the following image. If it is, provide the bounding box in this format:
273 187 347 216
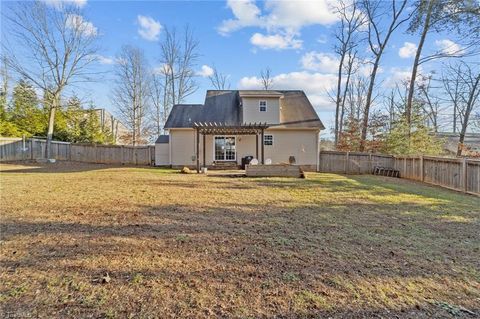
164 90 324 129
155 135 169 144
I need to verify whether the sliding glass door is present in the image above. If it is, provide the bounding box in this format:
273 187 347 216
214 136 236 161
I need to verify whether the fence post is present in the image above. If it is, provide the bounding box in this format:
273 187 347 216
462 157 468 193
404 157 407 178
345 151 350 174
368 153 372 174
318 149 321 172
420 155 424 182
22 135 26 161
148 145 152 166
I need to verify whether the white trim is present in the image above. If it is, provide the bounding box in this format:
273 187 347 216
259 100 267 112
213 135 237 162
263 134 273 146
316 130 320 172
169 133 172 166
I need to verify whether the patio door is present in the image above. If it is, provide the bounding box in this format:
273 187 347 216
214 136 236 161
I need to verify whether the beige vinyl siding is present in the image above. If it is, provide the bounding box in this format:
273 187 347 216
204 135 257 164
170 129 197 166
263 129 318 165
155 143 170 166
168 128 319 167
242 97 280 124
170 130 260 166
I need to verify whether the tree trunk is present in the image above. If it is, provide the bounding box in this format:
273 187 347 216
457 73 480 156
334 54 346 146
453 104 457 133
360 56 381 151
339 61 353 140
45 94 59 159
406 0 434 127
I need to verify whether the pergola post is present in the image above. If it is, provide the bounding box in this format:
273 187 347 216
255 133 259 160
203 133 206 168
196 128 200 173
261 128 265 164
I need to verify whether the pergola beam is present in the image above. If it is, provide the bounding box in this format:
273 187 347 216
192 122 269 135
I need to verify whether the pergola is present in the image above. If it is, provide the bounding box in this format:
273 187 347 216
193 122 269 173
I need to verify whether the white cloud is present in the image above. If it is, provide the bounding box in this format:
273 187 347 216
250 32 302 50
219 0 338 34
435 39 464 55
95 55 115 65
197 65 214 77
66 14 97 36
137 15 162 41
383 67 412 88
239 71 337 110
301 51 338 73
43 0 87 9
398 42 417 58
263 0 339 30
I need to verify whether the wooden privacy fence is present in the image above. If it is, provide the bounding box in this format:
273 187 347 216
319 150 479 195
319 151 394 174
2 137 479 195
394 156 480 195
0 138 154 165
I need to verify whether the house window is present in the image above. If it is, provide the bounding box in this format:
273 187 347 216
263 134 273 146
259 100 267 112
214 136 236 161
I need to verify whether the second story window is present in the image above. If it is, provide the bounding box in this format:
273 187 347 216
259 100 267 112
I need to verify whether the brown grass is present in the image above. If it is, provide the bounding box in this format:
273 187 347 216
0 161 479 318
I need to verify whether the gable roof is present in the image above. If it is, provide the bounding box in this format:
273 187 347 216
164 90 324 130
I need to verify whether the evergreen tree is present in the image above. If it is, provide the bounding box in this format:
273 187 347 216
10 79 45 136
382 108 444 155
79 107 111 144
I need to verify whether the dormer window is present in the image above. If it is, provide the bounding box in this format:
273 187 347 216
259 100 267 112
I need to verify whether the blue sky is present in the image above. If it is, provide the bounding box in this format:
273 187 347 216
2 0 465 133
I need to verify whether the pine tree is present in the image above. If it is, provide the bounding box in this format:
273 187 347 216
79 107 108 144
10 79 45 136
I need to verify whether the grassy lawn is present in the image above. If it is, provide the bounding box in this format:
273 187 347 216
1 162 479 318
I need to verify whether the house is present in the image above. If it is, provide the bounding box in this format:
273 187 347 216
155 90 325 171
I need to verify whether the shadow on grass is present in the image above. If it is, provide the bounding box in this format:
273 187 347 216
1 170 479 318
0 161 176 174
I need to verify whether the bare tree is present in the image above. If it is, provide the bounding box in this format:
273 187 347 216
416 73 442 132
405 0 480 127
260 67 273 90
443 62 480 156
333 0 364 146
346 75 370 122
208 65 230 90
160 26 199 107
0 56 9 113
112 45 152 146
2 1 98 158
442 65 463 133
359 0 411 151
150 66 171 136
151 73 164 136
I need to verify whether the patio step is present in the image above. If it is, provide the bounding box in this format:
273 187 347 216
211 161 240 170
